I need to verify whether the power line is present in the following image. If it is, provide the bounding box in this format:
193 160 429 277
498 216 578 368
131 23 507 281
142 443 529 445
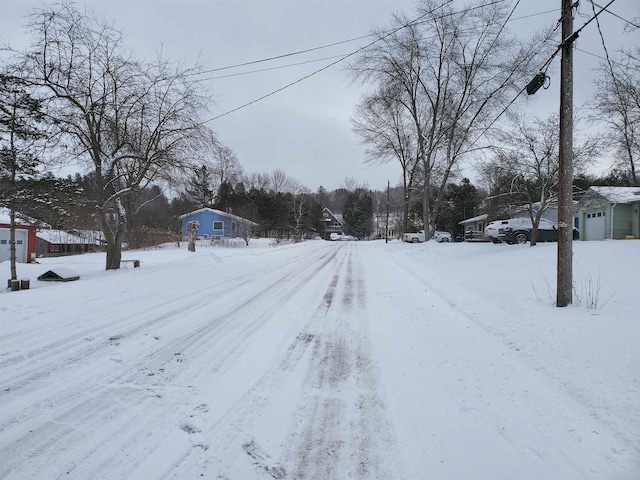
590 0 616 74
463 0 622 162
204 0 515 122
204 54 349 81
199 6 561 85
202 36 372 75
200 7 560 78
576 47 640 71
563 0 618 46
592 1 640 29
203 0 623 125
460 5 564 160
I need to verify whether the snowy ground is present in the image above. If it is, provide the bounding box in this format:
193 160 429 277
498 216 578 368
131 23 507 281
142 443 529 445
1 237 638 479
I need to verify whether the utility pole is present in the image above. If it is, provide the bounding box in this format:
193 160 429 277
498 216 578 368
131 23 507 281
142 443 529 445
557 0 575 307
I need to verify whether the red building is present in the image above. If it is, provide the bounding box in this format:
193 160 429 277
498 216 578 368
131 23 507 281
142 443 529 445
0 224 37 263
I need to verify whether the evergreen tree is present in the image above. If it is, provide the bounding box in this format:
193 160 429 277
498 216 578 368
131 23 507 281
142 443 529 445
215 181 236 212
439 178 480 236
185 165 215 208
0 71 47 280
343 188 374 238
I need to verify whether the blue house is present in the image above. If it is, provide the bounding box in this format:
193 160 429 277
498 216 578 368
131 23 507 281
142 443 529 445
179 208 257 239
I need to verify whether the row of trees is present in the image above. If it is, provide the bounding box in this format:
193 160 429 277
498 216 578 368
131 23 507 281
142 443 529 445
349 0 547 237
349 0 640 242
54 171 375 244
3 0 638 279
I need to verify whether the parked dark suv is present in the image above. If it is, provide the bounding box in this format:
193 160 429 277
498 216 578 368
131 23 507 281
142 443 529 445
503 218 580 244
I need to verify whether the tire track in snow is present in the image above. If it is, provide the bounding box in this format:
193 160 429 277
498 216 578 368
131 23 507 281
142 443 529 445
0 243 320 372
284 244 401 479
0 244 342 480
112 243 349 479
0 244 333 400
156 243 351 479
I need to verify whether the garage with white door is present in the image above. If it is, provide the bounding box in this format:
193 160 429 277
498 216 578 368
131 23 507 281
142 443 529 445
0 228 28 263
577 186 640 240
584 210 606 241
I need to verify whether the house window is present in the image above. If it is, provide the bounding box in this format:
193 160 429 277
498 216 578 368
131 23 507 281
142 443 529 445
231 221 237 231
213 221 224 230
16 240 22 244
0 240 6 244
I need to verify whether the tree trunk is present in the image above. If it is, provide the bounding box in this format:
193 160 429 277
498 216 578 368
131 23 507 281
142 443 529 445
9 210 17 281
423 181 431 240
105 241 123 270
96 206 126 270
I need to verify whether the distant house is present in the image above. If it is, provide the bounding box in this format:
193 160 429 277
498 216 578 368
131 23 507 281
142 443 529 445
321 207 343 240
459 205 561 242
373 211 399 239
458 214 488 241
178 208 257 239
576 186 640 240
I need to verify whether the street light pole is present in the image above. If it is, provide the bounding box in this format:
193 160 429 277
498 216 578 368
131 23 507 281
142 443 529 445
557 0 574 307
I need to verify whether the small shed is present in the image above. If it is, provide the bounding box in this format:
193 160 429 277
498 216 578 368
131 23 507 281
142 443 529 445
178 208 257 239
576 186 640 240
38 268 81 282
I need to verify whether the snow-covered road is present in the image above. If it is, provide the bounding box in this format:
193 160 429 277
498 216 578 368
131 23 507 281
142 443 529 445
1 239 638 479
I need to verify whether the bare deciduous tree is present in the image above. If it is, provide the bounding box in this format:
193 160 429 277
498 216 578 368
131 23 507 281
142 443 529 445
592 47 640 186
205 132 243 193
243 171 272 191
271 168 294 194
352 86 418 233
290 182 310 238
350 0 543 237
485 112 599 245
22 2 210 269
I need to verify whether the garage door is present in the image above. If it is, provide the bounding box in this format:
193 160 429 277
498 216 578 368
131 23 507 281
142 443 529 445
584 211 606 240
0 228 27 263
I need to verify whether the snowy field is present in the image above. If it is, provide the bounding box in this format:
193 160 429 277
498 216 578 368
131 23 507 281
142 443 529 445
1 238 639 479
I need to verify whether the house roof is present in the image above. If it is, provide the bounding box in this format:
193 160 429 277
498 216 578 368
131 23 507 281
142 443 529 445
178 207 258 226
459 213 488 224
37 229 94 245
590 186 640 203
322 207 343 225
0 208 36 226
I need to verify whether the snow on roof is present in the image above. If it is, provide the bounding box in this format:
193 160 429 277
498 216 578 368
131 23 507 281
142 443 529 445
590 186 640 203
459 213 488 224
0 208 37 226
36 229 92 244
323 208 343 223
178 207 258 225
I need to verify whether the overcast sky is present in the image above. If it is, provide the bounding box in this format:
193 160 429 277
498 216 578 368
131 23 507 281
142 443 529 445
2 0 639 192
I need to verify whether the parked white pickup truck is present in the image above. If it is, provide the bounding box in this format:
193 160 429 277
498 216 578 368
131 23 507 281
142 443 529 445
402 230 426 243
